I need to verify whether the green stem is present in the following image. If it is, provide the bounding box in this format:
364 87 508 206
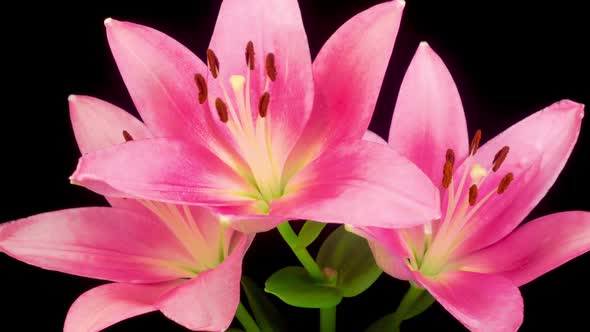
392 284 425 330
320 306 336 332
276 222 324 280
277 222 336 332
235 302 261 332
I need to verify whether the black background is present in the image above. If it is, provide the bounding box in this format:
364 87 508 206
1 0 588 331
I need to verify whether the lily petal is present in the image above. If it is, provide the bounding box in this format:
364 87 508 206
285 1 404 177
156 235 250 331
416 270 523 332
457 211 590 286
361 130 424 254
389 42 469 185
69 95 152 154
213 206 285 234
208 0 314 172
362 130 388 145
64 281 183 332
71 138 253 206
348 226 413 280
285 1 405 178
105 19 208 139
453 100 584 255
274 140 440 228
314 0 404 144
69 94 153 212
105 18 242 168
0 208 194 282
105 18 207 141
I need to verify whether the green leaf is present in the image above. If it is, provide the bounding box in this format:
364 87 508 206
296 220 326 249
265 266 342 308
316 226 382 297
241 276 288 332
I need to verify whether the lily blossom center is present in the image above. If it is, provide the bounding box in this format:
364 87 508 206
406 130 514 275
195 44 284 210
122 132 232 276
141 200 229 273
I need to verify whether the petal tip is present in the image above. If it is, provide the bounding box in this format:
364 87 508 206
554 99 585 121
104 17 114 26
396 0 406 8
68 94 78 103
416 41 437 58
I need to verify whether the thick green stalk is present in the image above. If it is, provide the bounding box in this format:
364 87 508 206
320 306 337 332
235 302 261 332
392 285 426 330
276 222 324 280
277 222 336 332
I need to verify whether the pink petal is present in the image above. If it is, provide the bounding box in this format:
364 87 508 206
272 140 440 228
416 270 523 332
176 205 253 262
313 0 404 144
457 211 590 287
64 281 183 332
105 19 210 144
284 1 405 177
389 42 469 185
213 205 285 234
452 100 584 256
70 138 254 206
348 226 413 280
362 130 388 145
69 94 154 212
0 208 194 282
155 235 250 331
69 95 152 155
105 18 244 170
208 0 314 173
362 128 429 253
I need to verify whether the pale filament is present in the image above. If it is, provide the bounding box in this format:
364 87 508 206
139 200 219 271
420 152 512 274
211 60 281 203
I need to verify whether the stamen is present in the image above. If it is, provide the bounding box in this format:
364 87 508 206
265 53 277 81
122 130 134 142
215 98 229 123
468 184 478 206
497 173 514 194
492 146 510 172
446 149 455 165
442 161 453 189
206 49 220 78
470 163 488 182
469 129 482 155
194 73 208 104
258 92 270 118
245 41 255 70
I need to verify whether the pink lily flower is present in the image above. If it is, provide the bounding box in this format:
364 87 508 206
0 95 253 332
69 0 441 233
353 43 590 331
